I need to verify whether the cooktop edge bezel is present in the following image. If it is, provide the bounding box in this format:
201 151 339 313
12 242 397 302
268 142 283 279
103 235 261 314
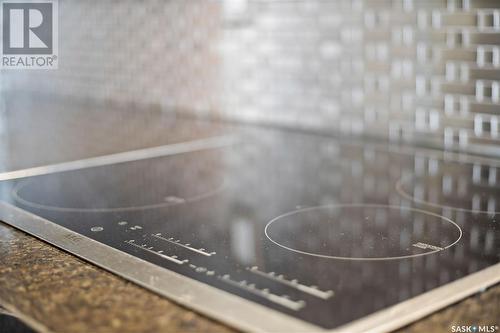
1 201 499 333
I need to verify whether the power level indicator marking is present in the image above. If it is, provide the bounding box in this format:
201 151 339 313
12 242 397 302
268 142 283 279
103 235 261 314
248 266 334 300
124 239 187 265
218 274 306 311
152 233 216 256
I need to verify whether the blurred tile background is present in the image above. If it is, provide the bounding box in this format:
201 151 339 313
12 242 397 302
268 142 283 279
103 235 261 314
1 0 500 155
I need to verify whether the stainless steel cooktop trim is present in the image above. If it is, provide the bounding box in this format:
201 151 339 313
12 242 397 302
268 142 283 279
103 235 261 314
2 133 500 183
0 135 236 181
335 264 500 333
1 201 499 333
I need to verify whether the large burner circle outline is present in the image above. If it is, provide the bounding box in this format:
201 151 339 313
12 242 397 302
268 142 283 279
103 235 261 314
12 178 225 213
264 203 462 261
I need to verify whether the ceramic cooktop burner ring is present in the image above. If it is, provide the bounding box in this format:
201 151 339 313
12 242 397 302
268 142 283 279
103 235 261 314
396 176 500 215
11 178 225 213
265 203 462 261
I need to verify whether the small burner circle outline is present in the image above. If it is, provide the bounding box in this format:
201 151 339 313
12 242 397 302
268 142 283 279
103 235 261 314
264 203 463 261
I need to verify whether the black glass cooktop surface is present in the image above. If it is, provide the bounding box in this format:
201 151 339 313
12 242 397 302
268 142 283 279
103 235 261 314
1 125 499 331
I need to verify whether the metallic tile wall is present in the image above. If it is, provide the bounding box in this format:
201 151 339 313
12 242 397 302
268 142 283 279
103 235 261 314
1 0 500 155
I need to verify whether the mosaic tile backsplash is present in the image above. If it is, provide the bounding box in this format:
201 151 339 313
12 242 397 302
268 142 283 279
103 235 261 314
1 0 500 155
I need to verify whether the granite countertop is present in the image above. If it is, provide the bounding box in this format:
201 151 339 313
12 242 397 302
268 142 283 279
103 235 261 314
0 223 499 333
0 96 499 332
0 223 234 333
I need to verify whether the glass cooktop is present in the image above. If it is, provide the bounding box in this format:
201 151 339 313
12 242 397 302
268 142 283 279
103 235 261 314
0 125 499 332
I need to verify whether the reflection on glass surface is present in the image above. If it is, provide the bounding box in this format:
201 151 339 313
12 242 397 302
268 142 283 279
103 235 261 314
398 157 500 215
1 125 498 329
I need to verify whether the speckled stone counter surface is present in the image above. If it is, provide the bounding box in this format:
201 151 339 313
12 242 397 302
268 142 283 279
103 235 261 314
0 223 235 333
0 223 498 333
